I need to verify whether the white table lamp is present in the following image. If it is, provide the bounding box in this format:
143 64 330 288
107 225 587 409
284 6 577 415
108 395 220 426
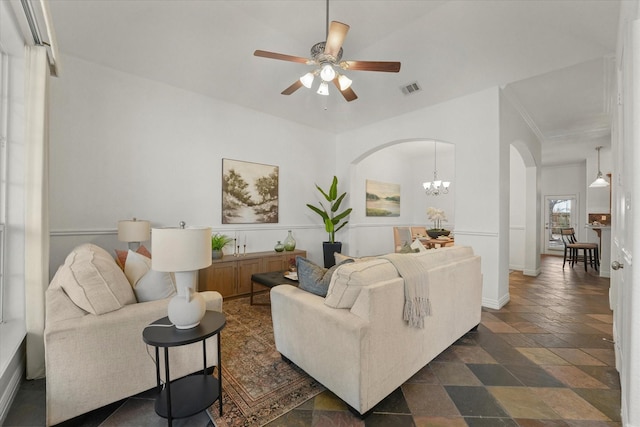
118 218 151 250
152 222 212 329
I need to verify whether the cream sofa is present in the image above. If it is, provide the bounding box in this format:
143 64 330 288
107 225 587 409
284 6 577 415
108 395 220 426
270 246 482 416
44 244 223 426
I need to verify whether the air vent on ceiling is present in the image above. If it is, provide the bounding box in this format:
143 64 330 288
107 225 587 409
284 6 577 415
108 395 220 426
401 81 421 95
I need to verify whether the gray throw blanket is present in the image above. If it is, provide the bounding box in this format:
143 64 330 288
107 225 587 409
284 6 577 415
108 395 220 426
382 254 431 328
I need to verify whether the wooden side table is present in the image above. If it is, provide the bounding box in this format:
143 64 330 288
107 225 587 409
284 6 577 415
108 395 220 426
142 311 226 426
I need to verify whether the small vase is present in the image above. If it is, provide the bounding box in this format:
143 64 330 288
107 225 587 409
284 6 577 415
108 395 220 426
274 241 285 252
284 230 296 251
212 249 223 260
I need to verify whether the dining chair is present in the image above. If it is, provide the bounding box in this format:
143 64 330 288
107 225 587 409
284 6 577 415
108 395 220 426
560 228 599 272
393 227 413 252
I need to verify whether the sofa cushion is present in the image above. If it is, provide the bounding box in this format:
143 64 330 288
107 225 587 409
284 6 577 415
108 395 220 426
324 258 399 308
297 256 352 297
124 250 176 302
58 244 136 315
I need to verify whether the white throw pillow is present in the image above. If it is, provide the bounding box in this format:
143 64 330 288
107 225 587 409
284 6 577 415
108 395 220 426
324 258 399 309
411 238 428 252
124 250 176 302
58 244 136 315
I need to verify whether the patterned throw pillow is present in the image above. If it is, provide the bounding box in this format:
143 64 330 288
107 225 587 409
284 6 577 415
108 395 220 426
115 245 151 270
296 256 353 297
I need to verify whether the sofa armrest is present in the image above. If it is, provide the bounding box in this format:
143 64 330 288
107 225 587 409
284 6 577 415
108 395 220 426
270 285 368 411
45 293 223 426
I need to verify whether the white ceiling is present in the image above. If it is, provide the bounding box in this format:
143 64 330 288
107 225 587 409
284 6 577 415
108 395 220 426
47 0 620 166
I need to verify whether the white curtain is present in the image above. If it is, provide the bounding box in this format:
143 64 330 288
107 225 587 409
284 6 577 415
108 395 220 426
25 46 50 380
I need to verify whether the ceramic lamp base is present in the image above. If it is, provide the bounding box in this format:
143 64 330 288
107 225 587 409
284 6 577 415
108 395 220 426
168 271 206 329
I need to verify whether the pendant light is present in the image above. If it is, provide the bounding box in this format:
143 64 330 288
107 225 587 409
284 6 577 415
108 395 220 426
589 146 609 188
423 142 451 196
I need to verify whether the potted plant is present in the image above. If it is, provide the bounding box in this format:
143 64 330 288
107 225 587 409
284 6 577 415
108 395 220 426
211 233 233 259
306 176 352 267
426 207 450 238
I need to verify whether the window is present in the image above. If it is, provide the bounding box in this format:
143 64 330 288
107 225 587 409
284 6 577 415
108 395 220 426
0 51 6 321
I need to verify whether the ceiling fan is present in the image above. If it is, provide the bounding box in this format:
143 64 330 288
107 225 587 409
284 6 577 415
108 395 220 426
253 1 401 102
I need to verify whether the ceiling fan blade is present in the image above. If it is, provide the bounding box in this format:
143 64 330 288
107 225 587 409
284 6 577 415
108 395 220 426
324 21 350 58
340 60 401 73
332 78 358 102
281 80 304 95
254 50 310 64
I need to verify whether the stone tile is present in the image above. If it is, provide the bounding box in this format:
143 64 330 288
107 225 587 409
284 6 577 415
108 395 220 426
581 348 616 366
542 365 608 389
451 345 498 364
498 333 540 347
586 314 613 324
482 321 521 333
524 334 573 348
576 366 621 390
413 416 467 427
466 364 523 386
313 390 349 411
510 322 551 334
464 417 520 426
406 364 439 384
586 323 613 334
371 387 410 414
516 348 572 365
514 420 571 427
100 398 210 426
503 364 565 388
310 410 363 427
444 386 509 418
401 383 460 417
487 386 560 419
364 413 414 427
266 409 314 426
549 348 606 366
573 389 622 422
530 388 611 421
429 362 483 386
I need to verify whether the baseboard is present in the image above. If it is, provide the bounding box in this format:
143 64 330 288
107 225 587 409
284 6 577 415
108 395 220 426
523 267 541 276
482 293 510 310
0 349 25 426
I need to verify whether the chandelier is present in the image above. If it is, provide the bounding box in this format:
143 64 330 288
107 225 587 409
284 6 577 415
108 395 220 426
423 142 451 196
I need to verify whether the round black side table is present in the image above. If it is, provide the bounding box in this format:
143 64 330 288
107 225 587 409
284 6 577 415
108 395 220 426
143 310 226 426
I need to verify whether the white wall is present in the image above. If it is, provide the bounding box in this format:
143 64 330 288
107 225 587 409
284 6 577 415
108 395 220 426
509 146 526 271
349 141 455 257
49 55 339 273
335 88 508 309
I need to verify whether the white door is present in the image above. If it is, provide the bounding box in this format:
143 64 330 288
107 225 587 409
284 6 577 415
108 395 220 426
610 14 639 425
543 195 577 253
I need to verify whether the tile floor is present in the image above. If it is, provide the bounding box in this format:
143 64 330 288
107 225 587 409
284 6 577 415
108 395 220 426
4 255 620 426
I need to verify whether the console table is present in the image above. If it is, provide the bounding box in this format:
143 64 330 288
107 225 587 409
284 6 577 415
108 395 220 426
198 249 306 298
142 311 226 426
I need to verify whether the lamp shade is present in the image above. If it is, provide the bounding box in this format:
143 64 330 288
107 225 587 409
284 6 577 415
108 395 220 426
151 226 212 272
117 219 150 242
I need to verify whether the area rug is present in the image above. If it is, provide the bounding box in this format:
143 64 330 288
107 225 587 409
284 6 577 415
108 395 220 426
209 295 325 427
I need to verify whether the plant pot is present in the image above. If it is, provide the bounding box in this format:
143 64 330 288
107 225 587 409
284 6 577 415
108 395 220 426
322 242 342 268
427 229 451 239
212 249 224 260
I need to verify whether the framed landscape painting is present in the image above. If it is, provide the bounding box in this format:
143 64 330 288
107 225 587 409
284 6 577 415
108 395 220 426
366 179 400 217
222 158 279 224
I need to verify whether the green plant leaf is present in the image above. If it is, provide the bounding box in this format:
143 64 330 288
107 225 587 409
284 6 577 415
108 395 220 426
316 184 331 202
332 192 346 213
329 176 338 200
306 203 329 221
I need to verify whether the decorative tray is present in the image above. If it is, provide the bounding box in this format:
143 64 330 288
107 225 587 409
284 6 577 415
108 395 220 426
283 272 298 281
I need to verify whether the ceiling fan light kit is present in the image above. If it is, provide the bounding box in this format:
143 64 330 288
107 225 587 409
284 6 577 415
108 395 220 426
253 0 400 102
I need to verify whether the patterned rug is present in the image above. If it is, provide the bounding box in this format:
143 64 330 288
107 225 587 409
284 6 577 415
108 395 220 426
210 295 325 427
